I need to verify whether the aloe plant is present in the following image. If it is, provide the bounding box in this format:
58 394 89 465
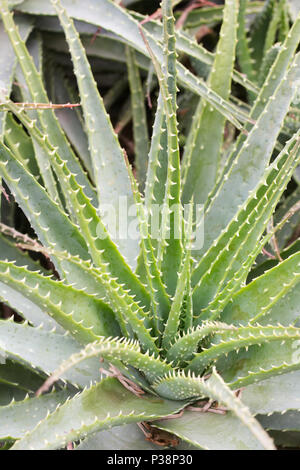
0 0 300 450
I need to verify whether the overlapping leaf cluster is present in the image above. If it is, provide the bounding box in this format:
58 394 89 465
0 0 299 450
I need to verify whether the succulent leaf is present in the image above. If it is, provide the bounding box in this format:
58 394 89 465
0 319 101 387
0 0 299 451
11 377 187 450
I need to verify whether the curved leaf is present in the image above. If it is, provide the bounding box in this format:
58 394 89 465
38 337 171 393
182 0 238 205
0 319 101 387
16 0 249 128
11 377 187 450
0 261 118 343
221 252 300 326
154 369 275 449
0 13 33 136
52 0 139 265
0 389 74 440
242 370 300 415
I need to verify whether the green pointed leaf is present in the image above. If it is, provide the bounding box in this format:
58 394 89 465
154 410 268 450
154 369 275 449
0 260 118 342
0 232 47 272
142 0 183 297
42 29 150 75
0 1 97 206
14 31 61 204
166 322 236 366
39 337 171 392
127 161 170 337
16 0 249 128
4 113 39 179
174 1 264 29
236 0 256 85
221 252 300 326
1 112 151 312
0 320 101 387
36 9 258 97
264 282 300 326
79 268 158 354
242 370 300 415
0 233 63 330
203 14 300 252
249 0 276 73
51 0 139 265
263 2 282 62
51 70 93 182
126 46 149 191
0 281 60 331
162 206 193 350
192 134 300 317
187 324 300 375
137 11 258 96
0 13 33 136
202 52 300 255
144 93 168 257
0 140 93 290
11 377 187 450
0 389 75 440
217 338 300 389
182 0 239 205
258 43 281 88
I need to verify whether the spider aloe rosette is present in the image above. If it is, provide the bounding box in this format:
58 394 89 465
0 0 300 450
